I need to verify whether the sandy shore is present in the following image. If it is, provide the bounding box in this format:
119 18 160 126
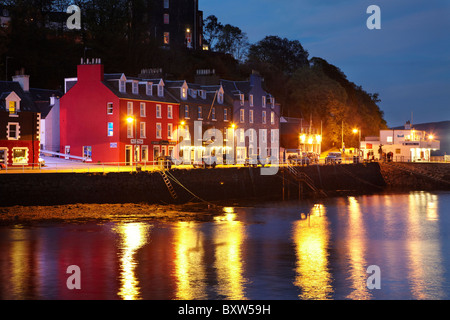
0 202 227 224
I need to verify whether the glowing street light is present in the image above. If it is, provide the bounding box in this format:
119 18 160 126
353 128 361 159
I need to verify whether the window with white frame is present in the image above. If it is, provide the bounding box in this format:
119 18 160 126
132 81 139 94
240 94 244 106
156 123 162 139
249 110 254 124
184 105 190 119
107 102 113 115
164 13 169 24
140 122 146 138
140 102 146 117
12 147 28 164
218 91 223 104
271 111 275 125
168 105 173 119
9 101 18 115
167 123 173 139
158 84 164 97
181 87 187 100
141 146 149 162
156 104 162 118
261 129 267 143
7 122 19 140
107 122 114 137
262 96 266 108
249 94 254 107
211 107 216 120
224 108 228 121
198 106 203 120
127 102 133 116
146 82 153 96
127 122 133 138
119 80 126 93
240 109 245 123
262 110 267 124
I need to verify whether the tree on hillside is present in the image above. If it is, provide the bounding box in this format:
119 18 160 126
203 15 223 51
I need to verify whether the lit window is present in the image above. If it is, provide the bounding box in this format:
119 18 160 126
140 122 146 138
107 122 113 137
240 109 245 123
262 111 266 124
249 110 254 123
181 87 187 100
156 123 162 139
164 0 169 9
184 105 190 119
12 148 27 164
217 91 223 104
156 104 162 118
240 94 244 106
249 95 254 107
163 32 170 45
9 101 17 115
262 96 266 108
168 105 173 119
146 82 153 96
107 102 113 115
387 136 393 143
140 103 146 117
271 111 275 125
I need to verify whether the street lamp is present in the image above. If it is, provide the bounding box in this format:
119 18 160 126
353 128 361 159
127 116 137 172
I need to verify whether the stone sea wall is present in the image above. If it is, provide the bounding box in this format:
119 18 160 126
0 162 448 207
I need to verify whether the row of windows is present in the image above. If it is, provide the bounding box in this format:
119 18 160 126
115 122 174 140
184 105 228 121
240 110 276 125
107 102 173 119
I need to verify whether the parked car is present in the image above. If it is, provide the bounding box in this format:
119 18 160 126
325 152 342 164
39 157 45 166
288 154 310 166
244 155 267 167
306 152 319 164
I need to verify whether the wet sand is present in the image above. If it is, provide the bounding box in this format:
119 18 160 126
0 202 227 224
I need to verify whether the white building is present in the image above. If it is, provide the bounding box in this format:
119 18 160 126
361 122 440 162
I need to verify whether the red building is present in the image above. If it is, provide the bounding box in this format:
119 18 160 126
60 59 180 164
0 74 48 167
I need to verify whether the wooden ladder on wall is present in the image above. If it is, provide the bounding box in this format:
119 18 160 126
159 170 178 200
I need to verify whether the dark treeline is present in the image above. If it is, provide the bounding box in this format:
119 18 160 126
0 1 387 150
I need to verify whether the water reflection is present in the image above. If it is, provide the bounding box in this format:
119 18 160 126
173 222 207 300
213 208 248 300
292 204 332 299
113 222 151 300
345 196 371 300
9 227 33 299
406 192 444 299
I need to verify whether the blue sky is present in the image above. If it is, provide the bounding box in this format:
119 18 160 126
201 0 450 127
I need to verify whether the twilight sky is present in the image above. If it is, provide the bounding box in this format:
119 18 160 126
201 0 450 127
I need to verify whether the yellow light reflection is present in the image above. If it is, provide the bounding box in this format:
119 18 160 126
346 196 371 300
114 222 151 300
292 206 332 299
10 228 32 299
407 192 444 299
214 213 247 300
173 221 207 300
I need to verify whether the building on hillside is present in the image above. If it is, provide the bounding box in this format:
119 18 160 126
0 74 42 167
361 121 440 162
148 0 204 50
219 71 281 164
61 59 180 164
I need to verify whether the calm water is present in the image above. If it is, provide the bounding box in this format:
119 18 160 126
1 191 450 300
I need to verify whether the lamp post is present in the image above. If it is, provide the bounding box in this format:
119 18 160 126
353 128 361 159
127 116 137 172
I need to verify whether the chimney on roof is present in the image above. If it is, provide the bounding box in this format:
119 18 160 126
12 68 30 92
194 69 219 85
138 68 163 79
77 57 104 82
250 70 262 88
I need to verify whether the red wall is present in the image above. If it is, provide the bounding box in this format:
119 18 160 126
60 64 120 163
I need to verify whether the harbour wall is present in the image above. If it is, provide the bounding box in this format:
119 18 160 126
0 162 448 207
